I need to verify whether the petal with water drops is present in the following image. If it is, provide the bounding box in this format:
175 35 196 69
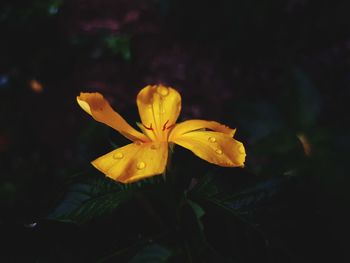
91 141 168 183
172 131 245 167
136 85 181 141
168 119 236 142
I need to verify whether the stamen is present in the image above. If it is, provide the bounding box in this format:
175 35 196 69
143 123 153 130
162 120 169 131
167 123 175 130
166 124 175 130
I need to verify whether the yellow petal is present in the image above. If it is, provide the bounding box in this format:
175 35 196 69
77 92 149 142
172 131 245 167
91 141 168 183
168 119 236 141
136 85 181 141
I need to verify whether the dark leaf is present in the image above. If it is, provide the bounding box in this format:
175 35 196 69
190 172 298 217
48 178 131 224
129 244 172 263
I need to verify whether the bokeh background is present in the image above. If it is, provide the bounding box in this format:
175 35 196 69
0 0 349 262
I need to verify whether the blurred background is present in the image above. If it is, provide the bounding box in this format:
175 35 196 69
0 0 349 262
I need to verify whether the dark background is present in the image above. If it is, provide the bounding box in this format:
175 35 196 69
0 0 349 262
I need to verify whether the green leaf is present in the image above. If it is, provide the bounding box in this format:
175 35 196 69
187 200 205 219
215 175 296 214
182 199 205 245
48 177 131 224
187 199 205 230
190 172 298 217
129 244 172 263
188 174 219 198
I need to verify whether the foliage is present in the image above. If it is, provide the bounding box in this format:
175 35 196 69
48 174 132 224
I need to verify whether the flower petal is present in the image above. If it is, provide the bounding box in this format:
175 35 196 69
77 92 149 142
172 131 245 167
91 141 168 183
136 85 181 141
168 119 236 141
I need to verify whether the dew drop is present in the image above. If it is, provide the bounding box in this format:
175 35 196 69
215 149 223 155
113 152 124 159
208 137 216 143
134 141 143 146
136 161 146 170
151 144 159 150
157 86 169 96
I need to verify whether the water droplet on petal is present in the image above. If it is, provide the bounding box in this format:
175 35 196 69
151 144 159 150
113 152 124 159
215 149 223 155
137 161 146 170
208 137 216 143
157 86 169 96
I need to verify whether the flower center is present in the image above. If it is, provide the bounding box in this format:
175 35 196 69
142 120 175 140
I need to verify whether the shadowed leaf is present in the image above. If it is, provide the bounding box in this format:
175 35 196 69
129 244 172 263
48 178 131 224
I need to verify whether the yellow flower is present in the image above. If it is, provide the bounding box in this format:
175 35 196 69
77 85 246 183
